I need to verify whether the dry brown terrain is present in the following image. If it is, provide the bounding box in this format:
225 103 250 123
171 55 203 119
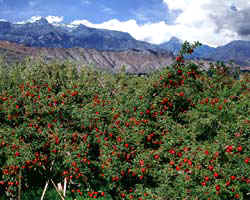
0 40 249 74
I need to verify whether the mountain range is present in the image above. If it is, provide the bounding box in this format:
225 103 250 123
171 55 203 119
160 37 250 67
0 18 250 73
0 18 165 52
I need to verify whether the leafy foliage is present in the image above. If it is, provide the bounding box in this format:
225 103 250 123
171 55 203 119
0 41 249 200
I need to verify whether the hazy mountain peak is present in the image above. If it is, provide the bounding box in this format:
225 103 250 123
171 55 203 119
0 20 10 25
0 20 11 32
225 39 250 46
33 17 49 25
75 24 90 31
169 36 183 43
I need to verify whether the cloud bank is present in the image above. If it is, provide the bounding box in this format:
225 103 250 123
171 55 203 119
162 0 250 45
16 15 63 24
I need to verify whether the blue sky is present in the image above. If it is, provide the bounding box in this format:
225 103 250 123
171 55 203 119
0 0 250 47
0 0 176 24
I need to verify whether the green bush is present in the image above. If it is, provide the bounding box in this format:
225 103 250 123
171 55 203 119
0 41 249 200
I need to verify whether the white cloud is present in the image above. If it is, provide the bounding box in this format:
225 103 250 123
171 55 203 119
16 15 63 25
16 16 42 24
81 0 91 5
46 16 63 24
102 7 115 14
163 0 191 10
28 16 42 23
28 1 37 7
71 19 173 44
162 0 250 46
70 18 221 47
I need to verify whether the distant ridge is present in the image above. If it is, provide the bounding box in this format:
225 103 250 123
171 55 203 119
0 17 250 67
0 17 168 52
159 37 183 56
0 40 174 74
158 37 250 66
1 40 249 74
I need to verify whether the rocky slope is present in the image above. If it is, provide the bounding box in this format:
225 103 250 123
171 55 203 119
1 41 249 74
0 41 174 74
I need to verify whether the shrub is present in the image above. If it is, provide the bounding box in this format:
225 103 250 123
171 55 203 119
0 41 249 200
